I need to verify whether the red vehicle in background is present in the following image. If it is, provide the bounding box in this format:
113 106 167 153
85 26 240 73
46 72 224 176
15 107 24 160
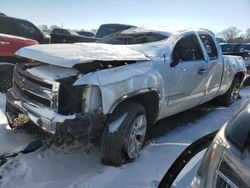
0 33 38 92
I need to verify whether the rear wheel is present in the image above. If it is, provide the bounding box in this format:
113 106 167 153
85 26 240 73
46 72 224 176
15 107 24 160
219 78 241 107
102 101 147 166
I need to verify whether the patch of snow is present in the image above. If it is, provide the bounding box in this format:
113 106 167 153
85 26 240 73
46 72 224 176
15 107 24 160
108 113 128 133
0 93 7 125
0 93 6 110
172 150 206 187
0 93 34 154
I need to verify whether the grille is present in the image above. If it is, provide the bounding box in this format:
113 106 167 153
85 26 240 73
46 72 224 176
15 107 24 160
216 171 238 188
216 160 241 188
13 67 60 109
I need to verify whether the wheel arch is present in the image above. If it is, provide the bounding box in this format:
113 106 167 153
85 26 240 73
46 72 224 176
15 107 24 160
109 88 160 125
234 71 245 84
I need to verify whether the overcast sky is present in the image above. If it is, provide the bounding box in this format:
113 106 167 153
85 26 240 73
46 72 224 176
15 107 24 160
1 0 249 33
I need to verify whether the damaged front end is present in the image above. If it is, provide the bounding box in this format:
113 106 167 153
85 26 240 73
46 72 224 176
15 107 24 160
7 43 151 137
6 63 107 137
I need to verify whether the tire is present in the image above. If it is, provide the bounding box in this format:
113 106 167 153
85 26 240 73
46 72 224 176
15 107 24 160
0 63 14 93
102 101 147 166
219 78 241 107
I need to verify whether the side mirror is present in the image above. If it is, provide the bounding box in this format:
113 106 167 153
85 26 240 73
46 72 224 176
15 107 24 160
171 51 179 67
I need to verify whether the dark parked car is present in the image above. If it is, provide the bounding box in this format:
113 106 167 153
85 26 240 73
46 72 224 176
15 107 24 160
51 24 135 43
0 15 50 44
159 101 250 188
77 30 95 37
221 43 250 54
50 28 97 43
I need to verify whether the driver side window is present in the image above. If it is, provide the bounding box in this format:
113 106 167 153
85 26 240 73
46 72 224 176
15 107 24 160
173 35 204 63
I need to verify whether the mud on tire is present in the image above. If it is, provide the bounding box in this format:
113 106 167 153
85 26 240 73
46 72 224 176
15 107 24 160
102 101 147 166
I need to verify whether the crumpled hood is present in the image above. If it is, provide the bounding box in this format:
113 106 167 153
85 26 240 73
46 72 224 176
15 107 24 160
15 43 149 68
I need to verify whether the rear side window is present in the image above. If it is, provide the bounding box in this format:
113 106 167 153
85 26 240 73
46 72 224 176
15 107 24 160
16 20 41 38
199 34 218 60
173 34 204 62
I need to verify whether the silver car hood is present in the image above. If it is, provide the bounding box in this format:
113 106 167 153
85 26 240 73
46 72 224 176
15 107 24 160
15 43 149 68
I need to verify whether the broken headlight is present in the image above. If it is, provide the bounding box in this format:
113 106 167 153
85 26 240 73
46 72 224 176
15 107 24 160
81 85 102 114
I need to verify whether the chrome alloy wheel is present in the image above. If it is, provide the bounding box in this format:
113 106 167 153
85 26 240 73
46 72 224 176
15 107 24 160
127 114 147 159
231 81 240 102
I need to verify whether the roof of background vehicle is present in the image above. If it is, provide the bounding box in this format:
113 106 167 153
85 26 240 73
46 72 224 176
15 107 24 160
119 27 214 37
99 23 135 27
0 15 30 22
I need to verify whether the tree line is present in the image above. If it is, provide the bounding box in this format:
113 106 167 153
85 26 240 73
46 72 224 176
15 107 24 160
38 24 97 34
217 27 250 43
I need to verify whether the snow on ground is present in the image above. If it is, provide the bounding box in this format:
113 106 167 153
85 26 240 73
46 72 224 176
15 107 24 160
0 87 250 188
0 93 34 155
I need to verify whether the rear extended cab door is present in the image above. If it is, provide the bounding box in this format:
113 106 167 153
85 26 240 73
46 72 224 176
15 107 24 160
197 31 224 103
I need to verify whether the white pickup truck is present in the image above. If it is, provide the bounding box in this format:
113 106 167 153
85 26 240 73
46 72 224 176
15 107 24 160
6 28 246 165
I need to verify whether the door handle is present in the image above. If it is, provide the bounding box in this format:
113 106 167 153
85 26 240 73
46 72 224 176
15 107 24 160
197 68 208 75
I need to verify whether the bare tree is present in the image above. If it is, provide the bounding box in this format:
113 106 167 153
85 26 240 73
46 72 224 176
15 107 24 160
245 28 250 42
38 24 48 30
91 29 97 34
219 27 241 42
50 25 60 29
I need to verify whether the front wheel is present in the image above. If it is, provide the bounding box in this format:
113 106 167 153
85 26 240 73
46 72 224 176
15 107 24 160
102 101 147 166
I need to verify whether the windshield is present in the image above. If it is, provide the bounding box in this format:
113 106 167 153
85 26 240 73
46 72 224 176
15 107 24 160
68 30 79 35
97 32 168 45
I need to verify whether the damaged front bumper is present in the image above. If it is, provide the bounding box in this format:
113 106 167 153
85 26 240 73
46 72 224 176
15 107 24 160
6 88 107 137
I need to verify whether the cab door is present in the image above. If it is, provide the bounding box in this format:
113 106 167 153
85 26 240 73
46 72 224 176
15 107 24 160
163 34 209 117
198 33 224 103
